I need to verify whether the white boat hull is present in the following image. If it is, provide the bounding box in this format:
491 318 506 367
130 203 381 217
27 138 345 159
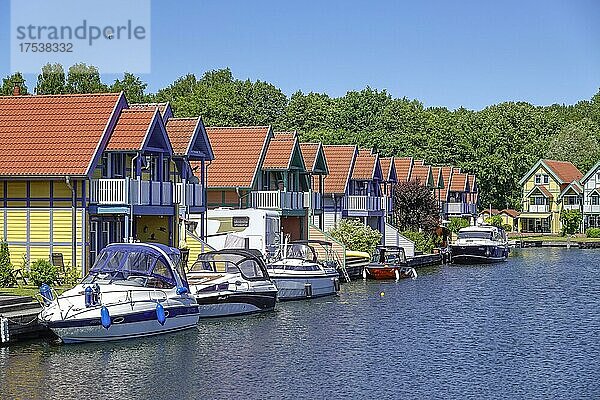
271 275 338 301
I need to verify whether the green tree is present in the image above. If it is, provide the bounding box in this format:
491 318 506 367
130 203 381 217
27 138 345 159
0 72 28 95
66 63 108 94
111 72 148 103
447 217 470 234
545 119 600 172
560 209 582 236
328 219 382 255
393 179 439 232
35 63 66 94
485 215 503 227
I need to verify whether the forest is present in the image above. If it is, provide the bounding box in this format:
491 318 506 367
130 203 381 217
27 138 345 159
2 62 599 210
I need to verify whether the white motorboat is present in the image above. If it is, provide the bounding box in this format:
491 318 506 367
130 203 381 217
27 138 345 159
267 241 340 301
38 243 200 343
450 225 510 264
187 249 278 318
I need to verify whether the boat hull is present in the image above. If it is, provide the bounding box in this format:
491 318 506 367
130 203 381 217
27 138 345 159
271 275 339 301
45 305 200 343
364 267 399 280
195 290 277 318
451 244 509 264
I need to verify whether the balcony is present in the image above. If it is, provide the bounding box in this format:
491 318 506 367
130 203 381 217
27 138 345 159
251 191 304 211
343 195 383 213
562 204 581 211
528 204 550 213
173 182 204 208
302 192 322 211
90 178 172 206
380 196 394 214
583 204 600 214
444 202 477 215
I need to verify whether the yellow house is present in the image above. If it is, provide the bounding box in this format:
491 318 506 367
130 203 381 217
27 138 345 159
518 159 583 234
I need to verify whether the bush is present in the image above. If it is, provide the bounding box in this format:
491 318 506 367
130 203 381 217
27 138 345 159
447 217 469 234
328 219 382 255
401 230 435 254
502 224 513 232
0 239 16 287
485 215 504 227
63 266 81 286
586 228 600 238
28 259 58 287
560 209 582 236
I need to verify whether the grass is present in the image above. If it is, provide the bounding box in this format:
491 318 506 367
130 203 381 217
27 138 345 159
509 234 600 243
0 285 70 298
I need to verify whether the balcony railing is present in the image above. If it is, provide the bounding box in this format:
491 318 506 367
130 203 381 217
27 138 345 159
380 196 393 214
528 204 550 213
302 192 322 210
173 183 204 208
343 195 383 212
90 178 172 206
583 204 600 213
562 204 580 211
251 191 304 210
443 202 477 215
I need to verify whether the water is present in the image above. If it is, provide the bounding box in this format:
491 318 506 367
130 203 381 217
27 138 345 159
1 248 599 399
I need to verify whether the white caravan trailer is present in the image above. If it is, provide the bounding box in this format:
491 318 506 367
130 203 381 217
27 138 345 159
193 208 281 258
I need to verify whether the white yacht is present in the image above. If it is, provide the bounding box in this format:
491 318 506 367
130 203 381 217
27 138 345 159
187 249 278 318
267 241 340 301
450 225 509 264
38 243 200 343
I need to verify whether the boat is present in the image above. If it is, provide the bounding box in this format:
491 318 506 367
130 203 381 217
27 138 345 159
186 249 278 318
37 243 200 343
450 225 509 264
364 246 417 280
267 241 341 301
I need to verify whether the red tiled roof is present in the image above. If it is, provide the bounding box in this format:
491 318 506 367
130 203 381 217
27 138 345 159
440 166 453 199
533 185 553 198
543 159 583 183
299 143 319 172
0 93 121 176
165 117 199 156
468 174 476 191
394 157 413 182
379 157 394 181
130 102 169 118
501 209 520 218
414 159 426 166
322 145 356 194
352 150 377 180
409 164 431 185
431 166 442 188
263 135 295 170
480 208 501 216
205 126 270 188
107 108 157 151
450 172 468 191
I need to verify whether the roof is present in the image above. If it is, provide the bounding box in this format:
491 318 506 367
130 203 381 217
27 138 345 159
0 92 122 177
440 166 453 200
352 151 378 180
321 145 357 194
450 172 469 192
558 181 583 200
526 185 554 198
394 157 413 182
165 118 199 155
106 108 158 151
299 142 328 175
519 159 583 186
480 208 501 216
263 134 296 170
205 126 271 188
431 166 443 189
409 164 432 186
130 102 171 121
500 209 520 218
379 157 396 182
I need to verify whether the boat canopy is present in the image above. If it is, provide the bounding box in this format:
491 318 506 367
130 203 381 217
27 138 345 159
85 243 183 288
190 249 269 281
372 246 406 264
285 243 318 262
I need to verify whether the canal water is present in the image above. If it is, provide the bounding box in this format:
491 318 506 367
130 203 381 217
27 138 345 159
1 248 599 399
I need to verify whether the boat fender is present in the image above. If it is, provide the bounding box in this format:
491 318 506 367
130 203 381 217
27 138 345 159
395 269 400 281
304 283 312 298
84 286 93 307
333 277 340 292
156 303 166 325
176 286 189 295
101 306 111 330
362 268 367 279
39 284 54 306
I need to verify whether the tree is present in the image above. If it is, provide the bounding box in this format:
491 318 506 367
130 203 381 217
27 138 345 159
0 238 16 287
485 215 503 227
447 217 470 234
392 179 439 232
545 120 600 172
66 63 108 94
328 219 382 255
560 209 582 236
111 72 148 103
0 72 28 95
35 63 66 94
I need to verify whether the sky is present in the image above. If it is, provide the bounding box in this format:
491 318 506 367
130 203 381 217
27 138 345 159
0 0 599 110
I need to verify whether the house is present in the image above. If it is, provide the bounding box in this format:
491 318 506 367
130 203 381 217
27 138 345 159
0 92 213 272
379 157 397 219
578 161 600 230
321 145 357 231
479 208 520 232
299 142 329 230
518 159 583 233
204 127 321 241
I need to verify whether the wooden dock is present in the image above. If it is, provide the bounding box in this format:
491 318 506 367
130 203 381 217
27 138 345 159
0 294 48 345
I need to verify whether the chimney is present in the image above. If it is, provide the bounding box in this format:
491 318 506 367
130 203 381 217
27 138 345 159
13 83 20 96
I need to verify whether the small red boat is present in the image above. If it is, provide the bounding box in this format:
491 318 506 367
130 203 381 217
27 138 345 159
363 246 417 281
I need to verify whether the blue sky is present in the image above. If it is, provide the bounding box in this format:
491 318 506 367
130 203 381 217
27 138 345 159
1 0 599 109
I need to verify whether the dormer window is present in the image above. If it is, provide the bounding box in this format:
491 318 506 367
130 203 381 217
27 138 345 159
535 174 541 184
543 175 549 184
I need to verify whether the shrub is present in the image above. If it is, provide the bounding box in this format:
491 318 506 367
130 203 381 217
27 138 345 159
401 230 435 254
485 215 504 227
502 224 513 232
63 266 81 286
28 259 58 287
560 209 582 236
586 227 600 238
0 239 16 287
447 217 469 234
328 219 382 255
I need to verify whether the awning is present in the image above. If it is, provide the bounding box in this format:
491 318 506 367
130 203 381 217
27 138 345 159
518 212 551 219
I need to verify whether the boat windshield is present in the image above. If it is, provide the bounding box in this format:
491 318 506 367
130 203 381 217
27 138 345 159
269 263 321 272
285 244 317 262
83 247 176 288
372 249 406 264
190 253 267 280
458 231 494 240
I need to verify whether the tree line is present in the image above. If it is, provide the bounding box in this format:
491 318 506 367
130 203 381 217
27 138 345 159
2 63 599 210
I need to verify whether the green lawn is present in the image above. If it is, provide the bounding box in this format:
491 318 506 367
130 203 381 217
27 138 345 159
512 235 600 243
0 285 70 298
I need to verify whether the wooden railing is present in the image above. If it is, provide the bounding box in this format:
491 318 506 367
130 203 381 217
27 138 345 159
343 195 383 212
174 183 204 207
90 179 173 206
528 204 550 213
583 204 600 213
251 191 304 210
90 179 129 205
302 192 322 210
444 202 477 215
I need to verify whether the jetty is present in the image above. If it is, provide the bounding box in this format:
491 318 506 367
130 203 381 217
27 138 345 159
0 295 48 345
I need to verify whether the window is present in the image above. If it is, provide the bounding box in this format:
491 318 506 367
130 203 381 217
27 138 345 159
111 153 124 178
543 175 549 184
592 195 599 206
535 174 541 184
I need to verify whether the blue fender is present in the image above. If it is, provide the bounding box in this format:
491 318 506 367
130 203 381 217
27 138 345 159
100 306 111 330
156 303 166 325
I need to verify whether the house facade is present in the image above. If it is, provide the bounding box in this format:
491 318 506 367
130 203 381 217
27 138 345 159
518 159 583 234
579 161 600 230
